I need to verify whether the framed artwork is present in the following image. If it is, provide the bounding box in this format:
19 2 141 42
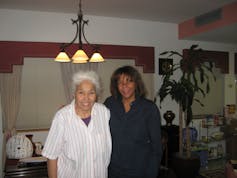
159 58 173 75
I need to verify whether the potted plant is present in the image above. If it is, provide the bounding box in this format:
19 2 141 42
158 44 216 177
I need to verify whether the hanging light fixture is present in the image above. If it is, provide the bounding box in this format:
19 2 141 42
55 0 104 63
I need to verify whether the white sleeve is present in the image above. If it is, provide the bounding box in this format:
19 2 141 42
42 112 65 160
105 108 112 167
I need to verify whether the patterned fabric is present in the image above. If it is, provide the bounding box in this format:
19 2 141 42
42 101 112 178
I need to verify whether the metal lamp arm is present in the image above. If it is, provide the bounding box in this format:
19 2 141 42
59 16 80 51
58 0 100 53
82 19 99 51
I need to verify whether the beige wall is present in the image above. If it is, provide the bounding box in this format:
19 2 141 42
192 68 224 115
224 74 236 105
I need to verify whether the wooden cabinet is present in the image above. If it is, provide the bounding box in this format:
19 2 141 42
5 159 48 178
161 125 179 167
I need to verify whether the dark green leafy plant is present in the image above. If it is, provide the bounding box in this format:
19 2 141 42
159 44 216 126
158 44 216 157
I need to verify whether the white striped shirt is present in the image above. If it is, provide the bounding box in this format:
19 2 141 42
42 101 112 178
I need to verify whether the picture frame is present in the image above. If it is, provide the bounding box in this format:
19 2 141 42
159 58 173 75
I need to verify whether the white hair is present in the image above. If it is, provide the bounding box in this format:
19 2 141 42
72 70 101 95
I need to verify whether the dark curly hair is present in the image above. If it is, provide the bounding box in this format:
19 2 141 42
110 66 147 99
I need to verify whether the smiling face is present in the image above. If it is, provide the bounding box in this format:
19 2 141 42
117 74 136 102
75 80 97 117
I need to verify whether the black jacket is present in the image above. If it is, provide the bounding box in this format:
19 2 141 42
104 96 162 178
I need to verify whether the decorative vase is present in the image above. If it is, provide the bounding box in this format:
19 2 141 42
25 134 36 157
163 110 175 126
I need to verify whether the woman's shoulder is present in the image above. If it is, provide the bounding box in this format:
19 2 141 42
139 97 155 105
52 103 74 124
55 103 72 115
104 96 114 103
138 97 159 109
104 96 118 107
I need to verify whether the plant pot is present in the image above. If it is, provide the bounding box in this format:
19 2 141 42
171 153 200 178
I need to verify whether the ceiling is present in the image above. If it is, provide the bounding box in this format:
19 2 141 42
1 0 237 45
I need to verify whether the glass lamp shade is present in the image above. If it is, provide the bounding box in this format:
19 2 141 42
89 52 104 62
55 51 71 62
72 60 88 63
72 49 89 63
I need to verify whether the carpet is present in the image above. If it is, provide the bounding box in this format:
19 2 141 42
200 168 225 178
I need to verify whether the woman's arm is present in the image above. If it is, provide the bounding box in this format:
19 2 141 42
47 159 58 178
42 112 64 178
146 104 163 178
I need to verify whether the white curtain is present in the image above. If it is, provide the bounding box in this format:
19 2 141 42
0 65 22 136
60 63 98 103
0 65 22 171
0 94 3 178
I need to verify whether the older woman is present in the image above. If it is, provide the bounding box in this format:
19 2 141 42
104 66 162 178
42 71 112 178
